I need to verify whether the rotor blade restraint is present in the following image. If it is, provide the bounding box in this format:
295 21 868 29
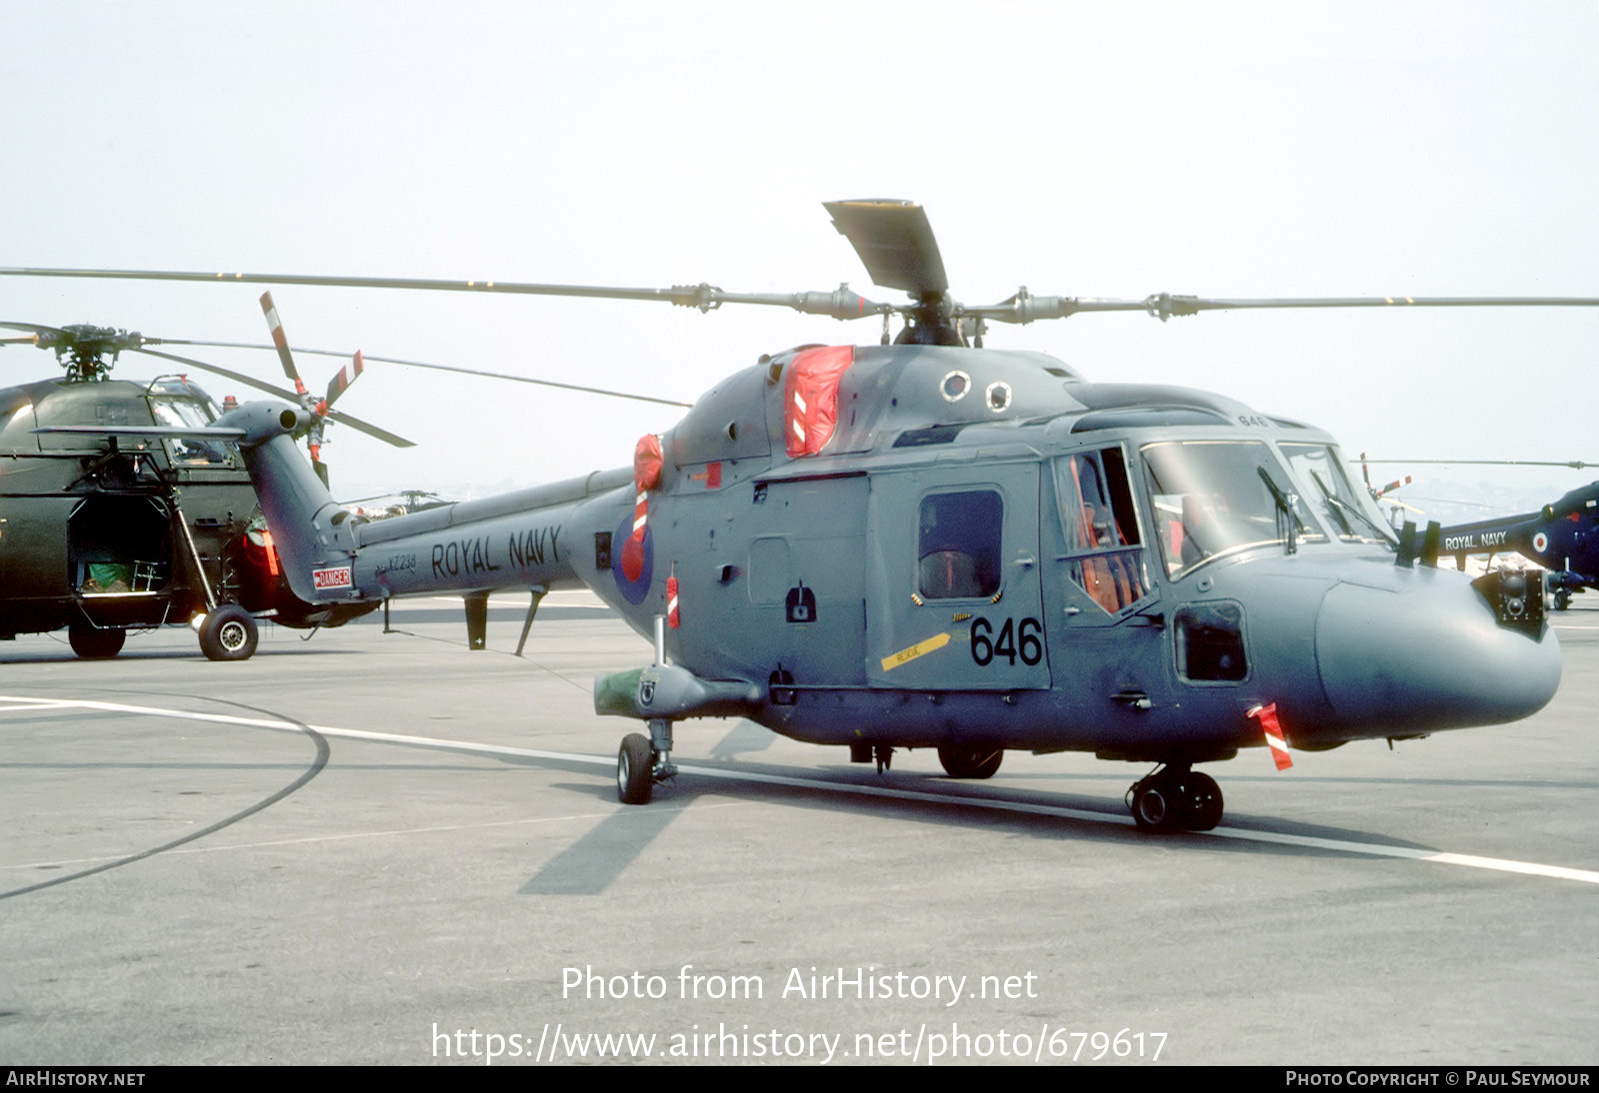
783 346 855 457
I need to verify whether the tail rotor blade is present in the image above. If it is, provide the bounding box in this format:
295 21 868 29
1375 475 1413 499
325 349 364 408
260 291 308 396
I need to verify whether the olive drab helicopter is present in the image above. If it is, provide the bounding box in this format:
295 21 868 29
6 199 1594 830
0 309 417 659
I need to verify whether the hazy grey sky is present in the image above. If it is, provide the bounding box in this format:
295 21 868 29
4 1 1596 507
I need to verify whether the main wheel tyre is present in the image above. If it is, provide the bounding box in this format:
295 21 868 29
937 744 1003 779
617 733 654 805
1132 779 1177 831
1179 771 1224 831
69 625 125 660
199 606 258 662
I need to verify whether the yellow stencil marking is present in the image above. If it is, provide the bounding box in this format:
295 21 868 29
881 631 951 672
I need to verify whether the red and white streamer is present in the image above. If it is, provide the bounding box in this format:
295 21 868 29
1248 703 1293 771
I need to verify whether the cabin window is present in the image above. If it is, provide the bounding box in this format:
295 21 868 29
1174 602 1248 682
1054 447 1148 614
918 490 1002 599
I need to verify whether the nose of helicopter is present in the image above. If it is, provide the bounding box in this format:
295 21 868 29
1314 573 1561 732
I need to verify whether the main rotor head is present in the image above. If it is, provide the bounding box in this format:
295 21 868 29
0 322 153 382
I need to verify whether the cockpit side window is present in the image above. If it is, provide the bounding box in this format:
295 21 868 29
918 489 1002 599
1055 447 1149 613
151 397 234 467
1279 442 1395 544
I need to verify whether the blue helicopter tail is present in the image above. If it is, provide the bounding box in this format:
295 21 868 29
214 401 359 607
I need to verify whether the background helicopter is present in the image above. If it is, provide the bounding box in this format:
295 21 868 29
0 298 695 660
1361 457 1599 610
17 199 1590 832
0 313 420 659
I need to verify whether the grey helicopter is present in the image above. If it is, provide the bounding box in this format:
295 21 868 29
9 199 1587 831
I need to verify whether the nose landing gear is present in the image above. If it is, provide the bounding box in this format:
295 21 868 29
617 718 679 805
1128 765 1223 832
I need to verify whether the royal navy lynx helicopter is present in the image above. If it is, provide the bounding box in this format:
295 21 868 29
1360 457 1599 611
9 199 1589 830
1437 481 1599 610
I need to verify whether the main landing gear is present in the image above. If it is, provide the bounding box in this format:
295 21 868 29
68 624 126 660
1127 764 1223 832
617 718 678 805
198 604 258 662
937 743 1004 779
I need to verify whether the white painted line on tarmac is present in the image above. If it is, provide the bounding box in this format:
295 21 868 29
5 693 1596 887
0 800 754 873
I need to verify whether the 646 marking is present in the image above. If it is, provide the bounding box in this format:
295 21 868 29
971 616 1043 667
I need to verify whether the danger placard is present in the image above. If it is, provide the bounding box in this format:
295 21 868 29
312 565 353 590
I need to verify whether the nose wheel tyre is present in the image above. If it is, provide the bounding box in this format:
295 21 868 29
1131 779 1176 830
618 733 655 805
1129 768 1224 832
1179 771 1224 831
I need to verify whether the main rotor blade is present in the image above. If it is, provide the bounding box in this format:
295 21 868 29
35 424 247 440
0 320 66 338
974 292 1599 323
0 268 891 322
164 339 693 408
1144 294 1599 317
11 268 1591 330
130 346 301 400
1356 458 1599 469
824 199 949 297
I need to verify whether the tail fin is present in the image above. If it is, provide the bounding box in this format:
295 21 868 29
215 401 359 606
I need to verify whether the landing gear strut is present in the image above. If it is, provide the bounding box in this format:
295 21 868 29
1127 764 1223 832
616 718 678 805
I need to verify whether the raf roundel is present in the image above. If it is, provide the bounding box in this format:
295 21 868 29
612 516 654 605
